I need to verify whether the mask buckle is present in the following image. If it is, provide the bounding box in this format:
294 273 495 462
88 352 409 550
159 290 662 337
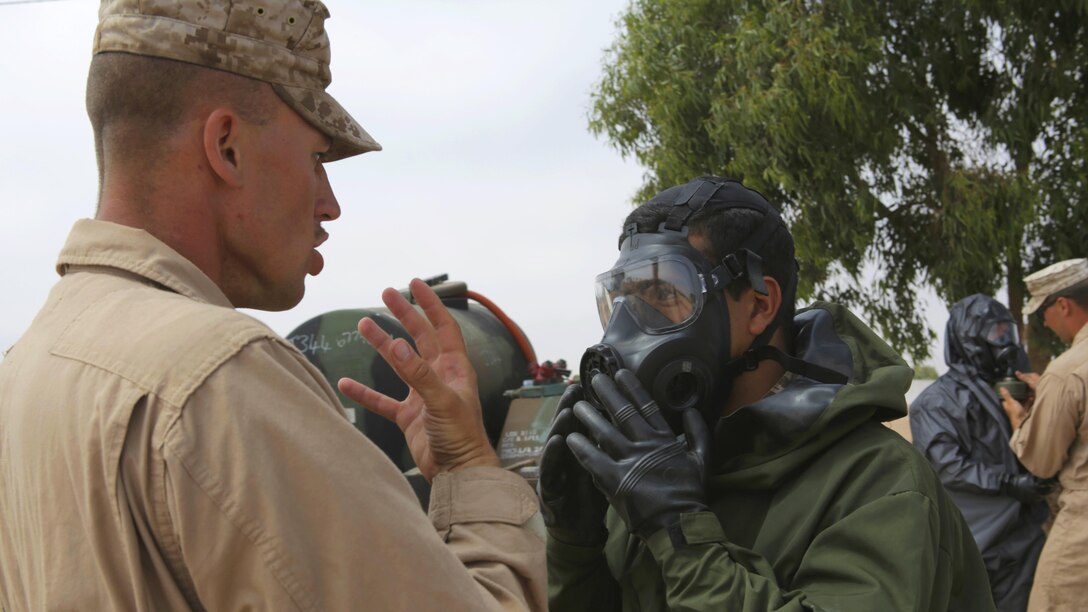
740 349 762 372
707 253 745 291
722 253 744 279
707 249 768 296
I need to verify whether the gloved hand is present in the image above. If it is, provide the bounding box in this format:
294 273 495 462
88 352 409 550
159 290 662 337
1001 473 1056 503
537 383 610 546
567 369 710 541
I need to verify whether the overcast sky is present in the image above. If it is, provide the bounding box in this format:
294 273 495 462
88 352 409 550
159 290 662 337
0 0 652 367
0 0 951 375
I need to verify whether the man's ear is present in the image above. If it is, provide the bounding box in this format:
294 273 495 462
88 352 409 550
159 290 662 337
203 108 244 188
747 276 782 336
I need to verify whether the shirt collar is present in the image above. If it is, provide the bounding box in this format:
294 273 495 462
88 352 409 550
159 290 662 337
56 219 233 308
1074 321 1088 347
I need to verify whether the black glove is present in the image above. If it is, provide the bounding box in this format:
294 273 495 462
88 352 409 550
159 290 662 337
1000 473 1055 503
567 369 710 541
537 383 610 546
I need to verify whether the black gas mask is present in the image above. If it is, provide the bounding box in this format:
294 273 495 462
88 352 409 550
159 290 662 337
983 318 1030 399
580 229 756 426
979 318 1026 380
580 178 829 429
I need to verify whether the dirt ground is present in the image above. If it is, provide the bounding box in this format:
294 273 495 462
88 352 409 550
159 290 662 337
882 378 934 444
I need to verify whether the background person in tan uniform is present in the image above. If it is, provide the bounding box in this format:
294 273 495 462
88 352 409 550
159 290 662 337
1001 258 1088 612
0 1 544 610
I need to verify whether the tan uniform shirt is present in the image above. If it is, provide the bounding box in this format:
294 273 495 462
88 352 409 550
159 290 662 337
1011 323 1088 487
0 220 545 611
1010 322 1088 612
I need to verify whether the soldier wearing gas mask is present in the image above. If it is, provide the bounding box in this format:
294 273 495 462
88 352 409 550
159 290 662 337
539 177 993 610
910 294 1050 612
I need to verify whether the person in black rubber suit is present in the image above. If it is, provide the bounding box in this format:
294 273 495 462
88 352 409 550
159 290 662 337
910 294 1051 612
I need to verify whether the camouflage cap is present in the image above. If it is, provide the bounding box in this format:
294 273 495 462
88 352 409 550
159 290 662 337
93 0 381 161
1023 258 1088 315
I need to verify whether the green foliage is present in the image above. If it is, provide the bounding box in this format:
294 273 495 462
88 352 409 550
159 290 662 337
591 0 1088 363
913 363 940 380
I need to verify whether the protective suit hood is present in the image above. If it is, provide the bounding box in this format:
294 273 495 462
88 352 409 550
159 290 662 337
710 302 912 488
945 294 1028 384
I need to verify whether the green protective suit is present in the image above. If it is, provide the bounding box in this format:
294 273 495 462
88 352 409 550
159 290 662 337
548 303 994 611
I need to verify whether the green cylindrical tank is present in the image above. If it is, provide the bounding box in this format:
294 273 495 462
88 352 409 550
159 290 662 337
286 280 532 473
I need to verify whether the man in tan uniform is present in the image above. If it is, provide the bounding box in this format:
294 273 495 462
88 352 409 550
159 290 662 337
1001 258 1088 612
0 2 545 610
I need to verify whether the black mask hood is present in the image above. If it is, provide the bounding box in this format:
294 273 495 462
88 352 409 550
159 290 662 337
945 294 1029 383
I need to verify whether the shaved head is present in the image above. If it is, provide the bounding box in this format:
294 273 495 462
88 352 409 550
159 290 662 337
86 53 276 198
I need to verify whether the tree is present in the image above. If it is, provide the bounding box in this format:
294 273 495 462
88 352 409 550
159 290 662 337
914 363 940 380
590 0 1088 365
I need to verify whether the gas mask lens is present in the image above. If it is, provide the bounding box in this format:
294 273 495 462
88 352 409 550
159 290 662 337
985 320 1019 347
594 256 704 333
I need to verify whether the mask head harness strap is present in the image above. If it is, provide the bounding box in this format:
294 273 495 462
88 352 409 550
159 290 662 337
658 177 783 306
657 178 846 386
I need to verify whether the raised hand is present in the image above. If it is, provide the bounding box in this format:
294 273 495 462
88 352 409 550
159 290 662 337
567 369 710 541
537 384 610 546
337 279 498 481
999 387 1028 431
